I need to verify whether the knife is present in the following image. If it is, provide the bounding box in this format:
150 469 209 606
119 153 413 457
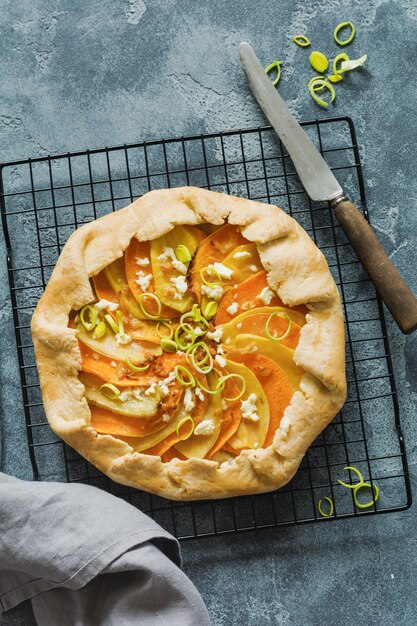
239 42 417 334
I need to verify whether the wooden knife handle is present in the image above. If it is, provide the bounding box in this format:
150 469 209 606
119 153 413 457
332 198 417 334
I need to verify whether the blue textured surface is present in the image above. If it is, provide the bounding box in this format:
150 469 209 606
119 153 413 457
1 1 416 624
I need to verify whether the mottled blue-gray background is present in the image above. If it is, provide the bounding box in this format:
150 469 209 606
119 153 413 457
1 1 416 624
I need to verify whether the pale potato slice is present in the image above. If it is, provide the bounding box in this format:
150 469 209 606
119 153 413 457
76 323 161 362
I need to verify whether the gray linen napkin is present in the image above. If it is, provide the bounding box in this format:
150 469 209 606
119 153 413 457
0 472 210 625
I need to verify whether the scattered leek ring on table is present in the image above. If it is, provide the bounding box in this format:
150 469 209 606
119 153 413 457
80 305 98 331
334 21 355 46
176 416 195 441
293 35 311 47
308 78 336 108
138 292 162 319
353 482 379 509
265 311 292 342
333 53 350 77
100 383 121 400
309 51 329 73
337 465 365 488
174 365 196 388
318 497 334 517
265 61 283 87
126 357 150 372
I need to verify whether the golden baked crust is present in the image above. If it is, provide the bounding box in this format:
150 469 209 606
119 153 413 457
32 187 346 500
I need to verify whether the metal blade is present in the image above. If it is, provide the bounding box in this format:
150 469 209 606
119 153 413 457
239 42 343 202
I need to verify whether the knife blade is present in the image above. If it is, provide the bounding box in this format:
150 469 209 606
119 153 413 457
239 41 417 334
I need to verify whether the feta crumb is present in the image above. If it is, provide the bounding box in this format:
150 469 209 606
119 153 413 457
233 250 251 259
249 264 258 272
236 322 242 329
135 256 150 267
211 262 234 280
183 388 196 412
215 354 227 368
135 271 152 292
221 399 228 411
162 413 171 423
258 286 275 305
195 387 205 402
110 361 117 368
170 275 188 299
95 299 119 311
194 419 216 436
226 302 239 316
216 344 224 355
158 247 187 274
115 332 131 346
225 337 232 345
206 326 223 343
241 393 259 422
201 283 224 301
253 442 259 449
144 384 157 396
158 371 176 396
119 391 131 403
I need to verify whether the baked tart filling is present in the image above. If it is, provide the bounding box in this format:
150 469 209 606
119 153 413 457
70 223 308 463
32 187 346 500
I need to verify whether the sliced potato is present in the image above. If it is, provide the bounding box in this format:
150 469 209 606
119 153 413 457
76 323 162 363
232 334 304 391
221 243 263 283
151 225 200 312
175 376 222 459
103 257 129 294
225 360 270 451
80 372 161 418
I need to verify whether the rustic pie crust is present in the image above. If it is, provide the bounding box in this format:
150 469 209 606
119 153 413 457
32 187 346 500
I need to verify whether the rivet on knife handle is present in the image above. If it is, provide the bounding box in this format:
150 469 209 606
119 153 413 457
331 197 417 334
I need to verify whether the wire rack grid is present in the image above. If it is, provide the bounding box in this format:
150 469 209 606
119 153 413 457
0 116 411 539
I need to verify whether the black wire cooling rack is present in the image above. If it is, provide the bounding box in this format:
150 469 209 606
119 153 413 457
0 116 412 539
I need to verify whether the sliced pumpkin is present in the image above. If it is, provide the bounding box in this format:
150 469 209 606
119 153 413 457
80 372 162 418
190 224 247 302
175 375 222 459
93 271 117 302
150 225 201 313
216 270 308 324
231 334 304 391
226 352 293 447
224 359 270 452
222 306 304 350
220 243 263 284
90 405 167 437
76 323 161 363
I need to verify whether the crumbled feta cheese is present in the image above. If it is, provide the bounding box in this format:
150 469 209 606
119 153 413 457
221 399 228 411
215 354 227 368
236 322 242 329
119 391 131 402
95 299 119 311
258 286 275 305
144 384 157 396
249 265 258 272
195 387 205 402
226 302 239 316
253 442 259 449
233 250 251 259
201 283 224 301
135 256 150 267
206 326 223 343
115 332 131 346
225 337 232 345
162 413 171 423
241 393 259 421
110 361 117 368
211 262 234 280
170 275 188 299
158 247 187 274
158 371 176 396
183 388 196 412
216 345 224 355
194 419 216 436
135 271 152 291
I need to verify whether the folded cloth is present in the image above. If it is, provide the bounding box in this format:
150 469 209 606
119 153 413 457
0 472 210 625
